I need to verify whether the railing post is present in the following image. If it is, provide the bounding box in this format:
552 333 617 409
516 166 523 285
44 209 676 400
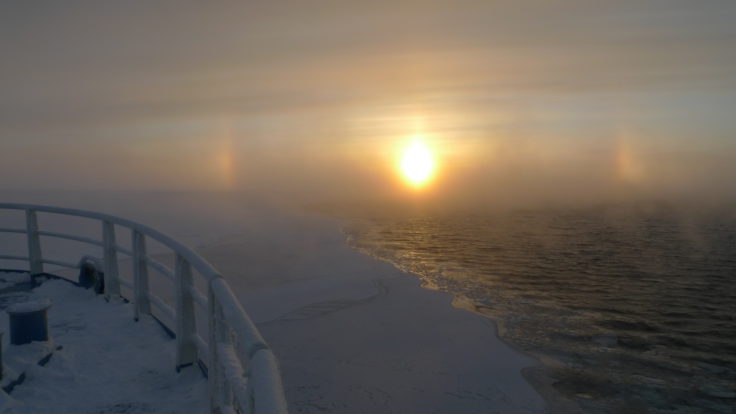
208 285 232 413
25 209 43 276
175 254 197 369
102 221 121 299
132 230 151 320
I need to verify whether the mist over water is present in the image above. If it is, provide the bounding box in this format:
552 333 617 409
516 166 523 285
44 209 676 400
345 203 736 413
1 188 735 413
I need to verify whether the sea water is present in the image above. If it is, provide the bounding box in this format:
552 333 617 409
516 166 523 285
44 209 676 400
345 204 736 413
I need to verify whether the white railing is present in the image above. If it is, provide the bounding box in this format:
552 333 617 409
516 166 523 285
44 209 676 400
0 203 288 414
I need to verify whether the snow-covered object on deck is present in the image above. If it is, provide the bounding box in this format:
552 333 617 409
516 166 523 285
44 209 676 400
6 298 51 314
0 203 287 414
0 278 207 412
7 298 52 345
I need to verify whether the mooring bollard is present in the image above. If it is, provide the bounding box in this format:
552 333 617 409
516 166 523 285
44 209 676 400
7 299 52 345
78 260 105 295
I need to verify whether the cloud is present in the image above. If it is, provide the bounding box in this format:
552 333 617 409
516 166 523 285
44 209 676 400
1 0 735 206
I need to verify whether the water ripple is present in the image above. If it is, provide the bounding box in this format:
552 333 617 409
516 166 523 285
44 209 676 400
346 205 736 413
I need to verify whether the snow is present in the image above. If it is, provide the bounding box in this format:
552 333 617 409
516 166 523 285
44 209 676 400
0 274 30 292
0 199 549 413
197 212 549 413
0 278 207 414
6 299 51 314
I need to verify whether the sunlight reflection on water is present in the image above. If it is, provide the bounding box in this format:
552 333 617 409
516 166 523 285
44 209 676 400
346 205 736 413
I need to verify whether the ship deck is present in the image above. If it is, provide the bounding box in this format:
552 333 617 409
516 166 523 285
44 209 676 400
0 271 207 413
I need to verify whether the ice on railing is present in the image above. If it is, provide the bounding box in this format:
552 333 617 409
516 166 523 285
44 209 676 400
0 203 288 414
218 343 252 411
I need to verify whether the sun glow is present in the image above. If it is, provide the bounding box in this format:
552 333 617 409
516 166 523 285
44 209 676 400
400 140 435 187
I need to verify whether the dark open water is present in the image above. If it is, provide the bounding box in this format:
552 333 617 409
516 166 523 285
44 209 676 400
345 204 736 413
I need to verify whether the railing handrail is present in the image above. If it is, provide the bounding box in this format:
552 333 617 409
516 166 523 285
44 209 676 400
0 202 287 414
0 202 221 281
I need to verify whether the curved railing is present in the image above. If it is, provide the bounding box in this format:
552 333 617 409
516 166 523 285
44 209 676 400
0 203 287 414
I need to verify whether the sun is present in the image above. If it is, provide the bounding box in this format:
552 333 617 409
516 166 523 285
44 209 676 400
400 140 435 187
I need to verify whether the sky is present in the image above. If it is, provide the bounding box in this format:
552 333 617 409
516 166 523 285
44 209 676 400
1 1 735 208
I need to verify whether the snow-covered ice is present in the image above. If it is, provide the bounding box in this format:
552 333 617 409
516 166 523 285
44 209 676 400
197 212 549 413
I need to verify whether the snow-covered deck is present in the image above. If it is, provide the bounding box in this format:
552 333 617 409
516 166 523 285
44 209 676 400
0 203 287 414
0 199 550 413
1 272 207 413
